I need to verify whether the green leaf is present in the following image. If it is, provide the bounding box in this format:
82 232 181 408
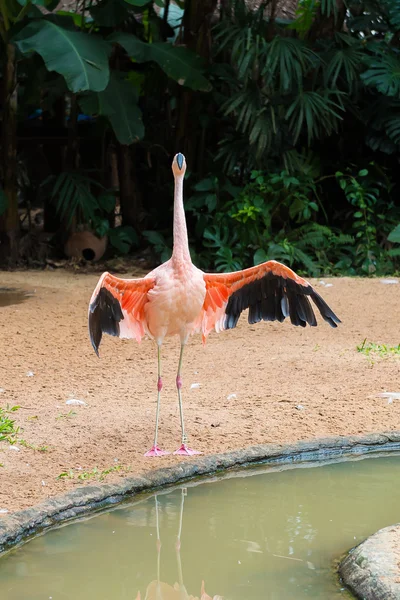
193 177 215 192
80 72 144 145
109 226 138 254
143 230 166 246
98 193 116 213
55 10 86 27
205 194 217 211
14 20 111 92
108 32 148 61
93 218 110 237
358 169 368 176
254 248 268 265
109 33 212 92
100 73 143 144
161 247 173 262
361 51 400 97
388 224 400 243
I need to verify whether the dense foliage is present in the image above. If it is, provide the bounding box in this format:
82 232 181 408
1 0 400 275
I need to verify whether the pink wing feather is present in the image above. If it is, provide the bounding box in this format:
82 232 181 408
88 272 155 355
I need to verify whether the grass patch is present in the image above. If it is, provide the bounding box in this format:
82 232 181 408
0 405 20 442
18 439 49 452
357 339 400 358
57 469 74 480
56 410 77 420
57 465 130 482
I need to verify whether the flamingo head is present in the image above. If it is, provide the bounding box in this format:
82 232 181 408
172 153 186 176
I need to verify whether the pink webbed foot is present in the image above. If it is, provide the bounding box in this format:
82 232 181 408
144 445 170 457
173 444 202 456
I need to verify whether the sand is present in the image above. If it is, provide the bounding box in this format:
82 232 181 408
0 269 399 513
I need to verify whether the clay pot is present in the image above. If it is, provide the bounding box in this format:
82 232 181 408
64 231 107 262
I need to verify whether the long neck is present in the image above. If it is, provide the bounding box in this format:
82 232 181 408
172 174 191 263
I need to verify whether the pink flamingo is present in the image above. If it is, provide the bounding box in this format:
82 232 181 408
135 490 222 600
88 153 340 457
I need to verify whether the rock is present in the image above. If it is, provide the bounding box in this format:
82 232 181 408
339 523 400 599
66 399 86 406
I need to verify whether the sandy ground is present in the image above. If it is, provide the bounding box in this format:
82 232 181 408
0 269 399 513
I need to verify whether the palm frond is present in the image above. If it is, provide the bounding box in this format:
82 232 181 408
262 37 319 92
44 172 104 228
324 41 364 93
285 89 344 144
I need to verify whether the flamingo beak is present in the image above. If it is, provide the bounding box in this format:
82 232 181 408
176 153 184 170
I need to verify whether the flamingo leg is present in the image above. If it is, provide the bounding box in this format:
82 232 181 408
175 489 186 587
145 345 170 457
155 495 161 581
174 345 201 456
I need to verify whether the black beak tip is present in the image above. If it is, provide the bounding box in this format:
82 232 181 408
176 153 184 170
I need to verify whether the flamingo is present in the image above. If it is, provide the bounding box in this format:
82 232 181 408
135 489 222 600
88 153 340 457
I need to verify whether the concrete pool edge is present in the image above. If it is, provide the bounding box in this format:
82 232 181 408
339 523 400 600
1 431 400 554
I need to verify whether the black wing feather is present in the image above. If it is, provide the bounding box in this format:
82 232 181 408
88 288 124 356
224 271 340 330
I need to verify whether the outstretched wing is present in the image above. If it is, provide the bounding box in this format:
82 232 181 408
88 271 155 356
201 260 340 339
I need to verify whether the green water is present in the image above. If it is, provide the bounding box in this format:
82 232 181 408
2 454 400 600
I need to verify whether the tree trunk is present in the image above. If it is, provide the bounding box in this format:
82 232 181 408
0 43 19 265
175 0 217 170
43 95 65 233
59 93 79 241
65 93 79 172
116 144 141 235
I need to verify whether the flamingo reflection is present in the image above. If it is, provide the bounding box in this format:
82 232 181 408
135 489 222 600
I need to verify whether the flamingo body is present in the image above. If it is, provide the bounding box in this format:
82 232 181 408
145 260 206 343
89 153 341 455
